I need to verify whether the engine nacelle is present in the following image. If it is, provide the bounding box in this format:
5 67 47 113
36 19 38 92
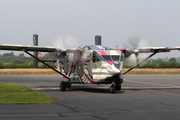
66 48 81 65
54 48 66 58
124 48 138 58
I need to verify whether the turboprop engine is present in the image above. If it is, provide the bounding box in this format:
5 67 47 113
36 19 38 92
54 48 66 58
124 48 139 58
66 48 81 65
122 36 150 66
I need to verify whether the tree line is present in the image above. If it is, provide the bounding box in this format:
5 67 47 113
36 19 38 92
0 52 56 68
0 52 180 68
124 58 180 68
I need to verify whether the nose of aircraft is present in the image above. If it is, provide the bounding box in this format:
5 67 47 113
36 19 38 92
101 62 120 75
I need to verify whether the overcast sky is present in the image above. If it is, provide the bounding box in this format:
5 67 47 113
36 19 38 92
0 0 180 59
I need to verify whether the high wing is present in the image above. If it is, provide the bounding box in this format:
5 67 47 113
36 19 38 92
137 46 180 53
0 44 56 52
123 46 180 75
0 44 70 79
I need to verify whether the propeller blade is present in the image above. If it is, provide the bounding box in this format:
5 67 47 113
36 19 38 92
64 34 79 48
127 36 141 48
123 36 150 67
125 54 137 66
51 34 66 51
51 34 79 49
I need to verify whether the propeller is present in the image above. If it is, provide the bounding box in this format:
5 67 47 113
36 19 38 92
122 36 150 67
51 34 80 65
51 34 79 51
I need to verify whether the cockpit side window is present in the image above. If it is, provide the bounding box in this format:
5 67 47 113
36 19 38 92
120 54 124 61
93 51 104 62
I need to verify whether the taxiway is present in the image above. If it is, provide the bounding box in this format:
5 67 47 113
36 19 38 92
0 75 180 120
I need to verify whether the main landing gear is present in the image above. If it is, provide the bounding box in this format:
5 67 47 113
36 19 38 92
60 81 71 91
109 84 121 93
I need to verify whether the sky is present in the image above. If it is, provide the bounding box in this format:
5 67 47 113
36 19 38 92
0 0 180 59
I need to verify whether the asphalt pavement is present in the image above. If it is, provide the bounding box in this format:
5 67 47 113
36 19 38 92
0 75 180 120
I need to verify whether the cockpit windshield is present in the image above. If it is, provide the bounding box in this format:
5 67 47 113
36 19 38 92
102 55 120 61
81 45 114 51
102 55 111 61
111 55 120 61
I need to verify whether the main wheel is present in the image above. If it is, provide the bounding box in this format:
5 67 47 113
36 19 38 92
115 84 121 90
66 82 71 89
110 84 115 93
60 81 66 91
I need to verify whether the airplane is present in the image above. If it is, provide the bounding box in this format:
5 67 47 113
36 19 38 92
0 35 179 93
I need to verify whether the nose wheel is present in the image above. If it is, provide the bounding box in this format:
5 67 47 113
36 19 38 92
115 84 121 90
109 84 121 93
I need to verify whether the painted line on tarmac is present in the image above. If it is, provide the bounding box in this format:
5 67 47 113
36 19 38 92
32 88 60 90
124 79 180 88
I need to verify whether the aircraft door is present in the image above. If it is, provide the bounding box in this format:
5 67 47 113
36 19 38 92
91 51 104 80
82 51 93 78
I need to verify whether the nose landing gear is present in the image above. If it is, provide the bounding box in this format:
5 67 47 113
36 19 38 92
109 83 121 93
110 84 116 93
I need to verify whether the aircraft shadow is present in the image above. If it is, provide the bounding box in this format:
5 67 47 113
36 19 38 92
69 87 126 94
36 86 126 94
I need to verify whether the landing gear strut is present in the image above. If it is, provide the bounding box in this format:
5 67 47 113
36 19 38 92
110 84 116 93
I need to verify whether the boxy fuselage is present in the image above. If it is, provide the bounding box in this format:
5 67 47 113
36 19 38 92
56 45 124 85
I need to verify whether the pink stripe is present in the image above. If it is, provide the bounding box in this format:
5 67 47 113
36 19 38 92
107 61 113 65
98 50 107 55
63 74 66 79
115 48 126 51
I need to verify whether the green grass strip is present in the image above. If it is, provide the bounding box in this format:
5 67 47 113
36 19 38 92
0 82 56 104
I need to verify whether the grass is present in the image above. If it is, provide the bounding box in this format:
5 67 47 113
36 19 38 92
0 82 56 104
123 68 180 75
0 69 58 75
0 68 180 75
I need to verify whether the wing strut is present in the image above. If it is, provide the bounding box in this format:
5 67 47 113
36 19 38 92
24 50 70 80
123 51 159 75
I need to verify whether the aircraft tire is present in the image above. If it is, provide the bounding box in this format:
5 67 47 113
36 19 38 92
66 82 71 89
60 81 66 91
110 84 115 93
115 84 121 90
